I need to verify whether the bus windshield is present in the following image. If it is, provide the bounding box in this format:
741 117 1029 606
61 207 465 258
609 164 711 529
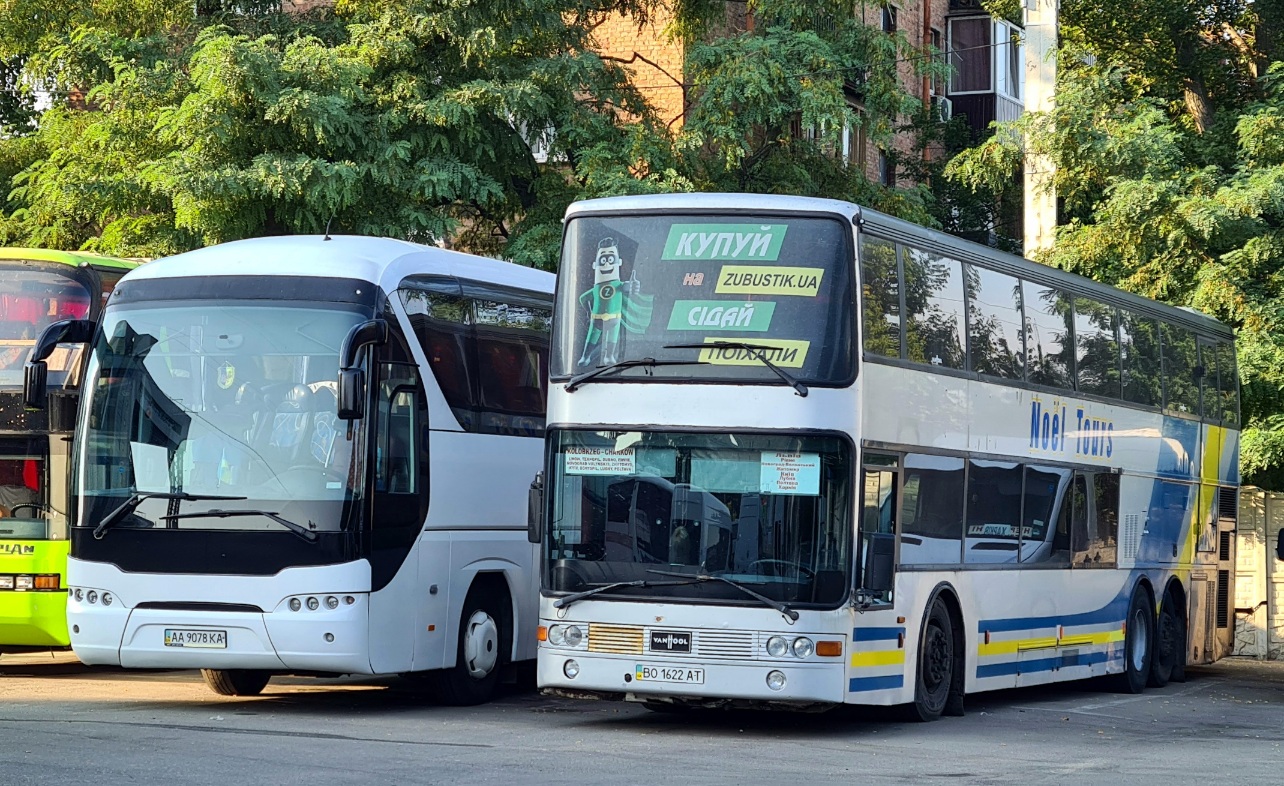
0 263 92 387
545 429 853 608
552 214 854 384
75 301 368 534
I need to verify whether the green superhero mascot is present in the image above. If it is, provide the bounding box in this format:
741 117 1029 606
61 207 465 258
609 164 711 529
578 236 653 367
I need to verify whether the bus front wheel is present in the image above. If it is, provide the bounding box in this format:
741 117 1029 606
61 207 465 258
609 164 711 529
202 668 271 697
905 597 957 722
1117 585 1154 694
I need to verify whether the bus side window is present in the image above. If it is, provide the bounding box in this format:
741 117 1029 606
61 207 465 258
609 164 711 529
1072 472 1119 568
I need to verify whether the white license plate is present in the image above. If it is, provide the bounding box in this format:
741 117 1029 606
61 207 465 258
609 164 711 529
634 664 704 684
164 628 228 649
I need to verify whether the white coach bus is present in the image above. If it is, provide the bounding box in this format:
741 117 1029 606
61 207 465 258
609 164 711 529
25 235 552 701
533 194 1239 719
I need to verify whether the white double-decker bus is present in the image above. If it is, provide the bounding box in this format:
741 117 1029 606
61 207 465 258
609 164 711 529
26 235 552 701
534 194 1239 718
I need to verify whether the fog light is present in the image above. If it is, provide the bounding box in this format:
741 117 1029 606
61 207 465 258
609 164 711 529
792 637 814 658
548 625 566 646
766 670 786 691
325 596 339 610
563 659 580 679
766 636 789 658
343 595 355 605
563 625 583 647
289 598 301 612
324 633 334 642
86 589 98 604
101 593 113 606
306 596 320 611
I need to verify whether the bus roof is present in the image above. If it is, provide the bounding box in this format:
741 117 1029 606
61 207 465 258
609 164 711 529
564 193 1231 340
0 247 139 271
126 235 552 294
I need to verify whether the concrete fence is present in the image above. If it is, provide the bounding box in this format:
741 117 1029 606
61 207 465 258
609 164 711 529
1234 486 1284 659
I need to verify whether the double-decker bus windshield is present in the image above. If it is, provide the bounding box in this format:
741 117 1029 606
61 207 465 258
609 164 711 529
552 214 854 384
545 429 853 607
0 263 92 386
76 301 368 535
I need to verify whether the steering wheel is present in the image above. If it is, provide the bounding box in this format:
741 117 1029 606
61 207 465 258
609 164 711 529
8 503 45 518
747 559 816 579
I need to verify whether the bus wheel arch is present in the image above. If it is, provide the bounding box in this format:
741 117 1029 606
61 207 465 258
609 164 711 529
433 571 513 706
1151 578 1187 687
905 583 965 721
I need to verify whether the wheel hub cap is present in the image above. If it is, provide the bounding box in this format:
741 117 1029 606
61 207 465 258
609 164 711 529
463 610 499 679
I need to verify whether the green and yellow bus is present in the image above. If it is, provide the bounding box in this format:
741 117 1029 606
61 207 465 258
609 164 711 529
0 249 138 654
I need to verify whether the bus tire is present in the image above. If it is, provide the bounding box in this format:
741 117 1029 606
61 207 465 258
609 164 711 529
905 597 956 722
433 588 507 706
1149 589 1182 688
1116 585 1153 694
202 669 271 696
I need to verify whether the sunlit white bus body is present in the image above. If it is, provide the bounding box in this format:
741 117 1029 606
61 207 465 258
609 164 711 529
59 236 552 700
536 194 1239 716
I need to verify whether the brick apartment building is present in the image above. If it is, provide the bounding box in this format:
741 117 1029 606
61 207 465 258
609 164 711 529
592 0 1020 188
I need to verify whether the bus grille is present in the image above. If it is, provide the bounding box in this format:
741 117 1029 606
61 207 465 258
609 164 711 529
694 631 755 658
588 623 644 654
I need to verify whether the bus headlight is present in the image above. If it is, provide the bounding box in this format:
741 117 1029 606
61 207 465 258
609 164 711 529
792 637 814 658
325 596 339 610
766 636 789 658
72 587 82 601
306 597 320 611
86 590 98 604
563 625 583 647
15 575 34 590
289 598 302 612
0 576 13 590
101 593 113 607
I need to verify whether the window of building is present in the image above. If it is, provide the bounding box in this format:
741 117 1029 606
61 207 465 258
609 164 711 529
1075 298 1120 398
1022 281 1074 389
882 4 897 33
903 248 965 369
966 265 1024 379
900 454 964 566
860 237 901 359
879 150 896 187
948 17 992 93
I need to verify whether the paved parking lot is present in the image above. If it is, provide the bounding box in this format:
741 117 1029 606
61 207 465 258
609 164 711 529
1 653 1282 785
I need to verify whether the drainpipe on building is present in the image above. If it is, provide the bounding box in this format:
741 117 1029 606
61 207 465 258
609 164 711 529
1023 0 1058 257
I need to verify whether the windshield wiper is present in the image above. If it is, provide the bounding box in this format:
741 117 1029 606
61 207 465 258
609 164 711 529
646 568 799 621
565 357 707 393
161 509 320 543
663 342 809 397
93 492 247 540
552 578 706 610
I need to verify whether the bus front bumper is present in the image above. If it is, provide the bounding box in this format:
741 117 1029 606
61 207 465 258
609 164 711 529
538 648 848 708
0 590 69 647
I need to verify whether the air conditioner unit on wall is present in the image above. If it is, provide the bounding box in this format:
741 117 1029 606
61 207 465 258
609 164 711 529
932 95 953 121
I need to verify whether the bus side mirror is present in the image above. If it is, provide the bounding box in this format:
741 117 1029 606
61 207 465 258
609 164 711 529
863 532 895 594
23 361 47 409
337 368 365 420
527 471 544 544
336 319 389 421
1277 528 1284 562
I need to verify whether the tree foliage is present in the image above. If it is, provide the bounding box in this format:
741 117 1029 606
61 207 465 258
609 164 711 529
946 1 1284 485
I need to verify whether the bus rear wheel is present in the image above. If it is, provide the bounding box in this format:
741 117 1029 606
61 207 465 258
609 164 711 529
905 598 956 722
1116 585 1154 694
202 668 271 697
1149 589 1184 688
432 589 508 706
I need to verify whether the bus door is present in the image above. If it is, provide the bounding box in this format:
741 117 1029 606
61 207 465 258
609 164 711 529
858 453 898 604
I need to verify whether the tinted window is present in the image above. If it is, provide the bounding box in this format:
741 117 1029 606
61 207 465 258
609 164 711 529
1119 311 1161 407
903 248 965 369
374 363 420 495
555 214 855 383
900 454 964 565
966 265 1024 379
1020 465 1071 564
1075 299 1120 398
964 460 1021 564
1161 323 1199 414
861 237 900 359
473 295 551 436
1022 281 1074 389
400 279 478 431
1218 342 1239 425
1072 471 1118 568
